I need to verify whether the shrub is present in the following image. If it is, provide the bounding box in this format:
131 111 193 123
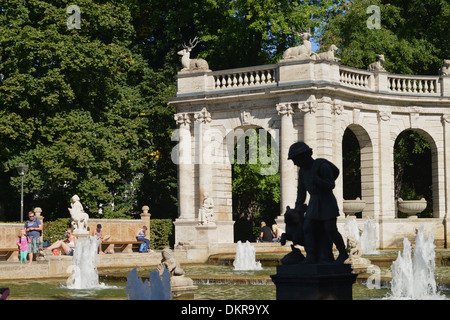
150 219 174 250
43 218 71 244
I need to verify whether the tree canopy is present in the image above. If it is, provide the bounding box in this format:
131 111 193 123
0 0 175 220
321 0 449 74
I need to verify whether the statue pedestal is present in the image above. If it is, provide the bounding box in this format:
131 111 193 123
270 264 357 300
195 223 217 245
73 230 90 242
171 276 198 299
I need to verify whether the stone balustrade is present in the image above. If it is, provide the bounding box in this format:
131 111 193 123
212 64 277 90
387 74 440 95
175 59 449 97
339 66 373 90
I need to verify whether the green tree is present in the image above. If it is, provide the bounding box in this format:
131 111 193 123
127 0 346 71
321 0 450 75
0 0 174 220
342 128 361 201
394 130 432 217
232 129 279 241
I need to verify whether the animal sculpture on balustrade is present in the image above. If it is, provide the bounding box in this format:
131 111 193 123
313 44 341 62
177 37 209 72
282 30 315 60
367 54 386 71
440 60 450 76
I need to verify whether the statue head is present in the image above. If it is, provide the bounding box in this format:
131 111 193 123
71 194 80 202
162 247 173 260
288 142 314 168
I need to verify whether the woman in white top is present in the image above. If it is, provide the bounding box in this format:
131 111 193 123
45 228 77 255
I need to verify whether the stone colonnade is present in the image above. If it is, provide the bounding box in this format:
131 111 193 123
169 58 450 249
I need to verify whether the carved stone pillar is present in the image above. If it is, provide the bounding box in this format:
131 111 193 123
194 107 213 221
442 114 450 219
174 112 194 221
299 95 317 151
377 109 395 248
276 103 297 218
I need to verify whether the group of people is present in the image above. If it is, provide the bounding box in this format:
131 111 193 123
42 224 109 257
16 211 43 264
16 212 153 263
258 221 284 243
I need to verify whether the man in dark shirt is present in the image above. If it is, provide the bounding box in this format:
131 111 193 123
258 221 274 242
288 142 348 264
24 211 42 264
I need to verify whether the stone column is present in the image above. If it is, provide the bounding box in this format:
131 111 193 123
174 113 194 221
330 99 345 217
377 109 395 249
299 95 318 151
442 114 450 247
276 103 297 220
195 107 213 222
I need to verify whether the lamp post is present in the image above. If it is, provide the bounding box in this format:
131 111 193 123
16 163 28 222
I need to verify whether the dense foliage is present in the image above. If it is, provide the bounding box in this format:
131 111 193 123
0 0 176 221
149 219 174 249
321 0 449 75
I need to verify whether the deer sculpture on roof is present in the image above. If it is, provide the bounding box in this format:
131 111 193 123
282 29 314 60
177 37 209 72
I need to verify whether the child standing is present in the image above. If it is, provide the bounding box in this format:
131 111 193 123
17 229 30 263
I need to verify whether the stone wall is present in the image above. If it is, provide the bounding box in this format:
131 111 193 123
0 223 23 248
88 219 144 241
0 209 151 248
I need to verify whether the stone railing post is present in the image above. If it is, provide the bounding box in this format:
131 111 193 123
176 70 215 96
373 71 389 93
34 207 44 224
441 75 450 97
34 207 44 252
140 205 151 231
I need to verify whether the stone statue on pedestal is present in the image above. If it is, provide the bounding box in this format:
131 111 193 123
157 248 197 298
282 142 348 264
272 142 356 300
198 192 215 225
68 195 89 235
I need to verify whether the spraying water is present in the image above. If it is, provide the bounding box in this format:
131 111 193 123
67 236 103 289
387 225 445 300
233 241 263 271
344 217 360 242
361 218 378 255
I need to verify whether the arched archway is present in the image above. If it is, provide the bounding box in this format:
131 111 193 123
230 126 280 242
394 129 436 217
342 124 376 218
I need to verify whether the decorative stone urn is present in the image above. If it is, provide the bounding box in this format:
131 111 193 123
343 198 366 216
397 198 427 218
